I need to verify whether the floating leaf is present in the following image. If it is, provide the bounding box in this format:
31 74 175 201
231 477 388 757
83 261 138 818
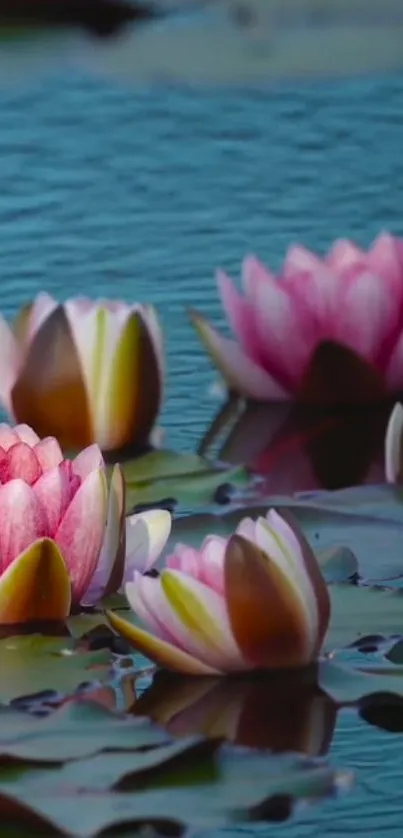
0 699 170 762
121 450 250 512
319 660 403 704
327 585 403 651
0 636 112 704
0 744 343 836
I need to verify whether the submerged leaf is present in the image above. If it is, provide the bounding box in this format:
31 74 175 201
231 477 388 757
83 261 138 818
0 699 170 762
121 449 250 512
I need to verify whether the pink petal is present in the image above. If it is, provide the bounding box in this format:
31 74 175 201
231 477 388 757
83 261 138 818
251 265 314 388
34 437 64 471
166 544 201 576
368 232 403 292
335 271 397 364
325 239 366 277
126 572 179 643
283 244 323 277
0 424 19 452
197 536 226 594
54 468 107 603
0 479 47 572
0 442 42 486
14 424 40 446
190 311 289 401
217 270 262 365
33 466 76 535
73 444 105 480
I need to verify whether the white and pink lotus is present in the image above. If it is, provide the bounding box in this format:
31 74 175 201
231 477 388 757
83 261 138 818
0 293 163 452
0 423 171 625
108 508 330 675
191 233 403 403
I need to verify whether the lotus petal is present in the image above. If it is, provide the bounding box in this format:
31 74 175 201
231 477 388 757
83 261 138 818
11 305 93 449
0 538 71 624
54 468 107 603
13 424 40 446
0 480 47 572
224 535 310 669
189 309 289 401
160 569 246 671
33 466 76 535
84 464 126 604
0 442 41 486
73 444 104 480
106 610 219 675
125 508 172 577
33 437 64 471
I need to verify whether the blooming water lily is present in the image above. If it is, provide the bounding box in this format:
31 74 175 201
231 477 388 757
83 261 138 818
190 232 403 404
107 508 330 675
0 293 163 451
0 423 171 625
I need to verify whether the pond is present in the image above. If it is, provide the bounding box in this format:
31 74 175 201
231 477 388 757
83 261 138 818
2 5 403 838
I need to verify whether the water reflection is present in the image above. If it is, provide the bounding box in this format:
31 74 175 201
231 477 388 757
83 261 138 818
199 398 392 492
133 667 337 756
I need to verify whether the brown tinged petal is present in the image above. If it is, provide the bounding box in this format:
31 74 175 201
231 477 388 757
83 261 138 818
106 610 220 676
0 538 71 625
275 509 331 655
11 305 93 449
105 310 162 452
224 535 310 669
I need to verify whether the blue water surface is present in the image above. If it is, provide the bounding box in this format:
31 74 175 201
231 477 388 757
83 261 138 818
1 37 403 837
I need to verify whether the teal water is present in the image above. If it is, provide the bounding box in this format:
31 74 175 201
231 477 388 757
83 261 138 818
1 42 403 837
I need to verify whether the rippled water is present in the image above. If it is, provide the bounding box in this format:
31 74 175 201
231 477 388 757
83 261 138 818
1 36 403 837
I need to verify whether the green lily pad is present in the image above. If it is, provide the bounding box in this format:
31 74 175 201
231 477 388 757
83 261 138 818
120 449 250 512
0 636 112 704
0 743 342 837
327 585 403 650
0 700 170 762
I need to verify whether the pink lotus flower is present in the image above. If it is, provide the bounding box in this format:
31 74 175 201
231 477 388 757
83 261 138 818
0 423 171 625
190 233 403 404
107 509 330 675
0 293 163 452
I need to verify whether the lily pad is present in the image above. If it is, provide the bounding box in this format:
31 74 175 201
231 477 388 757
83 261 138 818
319 660 403 704
327 585 403 651
0 636 112 704
0 743 343 837
0 699 170 762
120 450 250 513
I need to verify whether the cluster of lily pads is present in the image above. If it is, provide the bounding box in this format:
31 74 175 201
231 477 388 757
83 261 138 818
2 233 403 832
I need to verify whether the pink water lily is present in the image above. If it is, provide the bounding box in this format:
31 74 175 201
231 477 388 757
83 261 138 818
0 293 163 451
190 232 403 403
0 423 172 625
107 509 330 675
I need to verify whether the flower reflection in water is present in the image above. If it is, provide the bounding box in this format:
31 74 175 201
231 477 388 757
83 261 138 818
134 667 337 757
200 396 391 493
